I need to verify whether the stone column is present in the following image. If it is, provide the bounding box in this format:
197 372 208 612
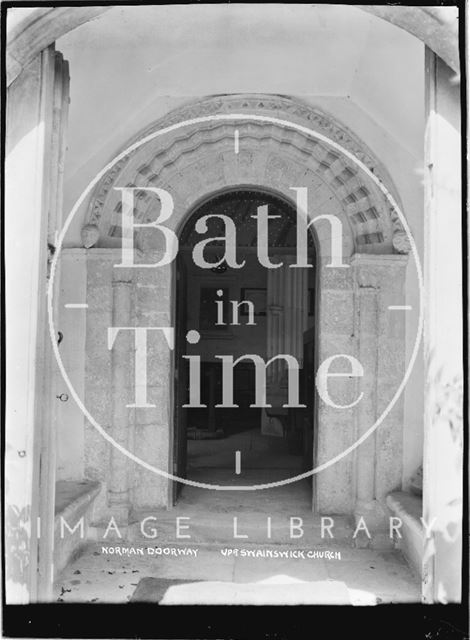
351 254 408 537
108 278 132 524
314 259 355 514
355 286 378 513
374 255 408 502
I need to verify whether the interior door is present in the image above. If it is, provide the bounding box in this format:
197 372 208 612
173 257 189 504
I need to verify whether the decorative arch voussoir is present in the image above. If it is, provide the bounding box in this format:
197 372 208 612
86 94 409 255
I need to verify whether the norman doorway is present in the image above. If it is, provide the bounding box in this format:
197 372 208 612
173 188 317 505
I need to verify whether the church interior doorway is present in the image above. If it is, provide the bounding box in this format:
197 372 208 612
173 189 317 504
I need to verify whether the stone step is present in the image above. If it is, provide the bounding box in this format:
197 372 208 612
89 511 396 550
128 511 355 546
54 480 101 579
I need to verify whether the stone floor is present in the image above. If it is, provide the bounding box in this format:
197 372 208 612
187 428 301 473
54 457 421 605
129 472 354 546
53 541 420 605
54 463 421 604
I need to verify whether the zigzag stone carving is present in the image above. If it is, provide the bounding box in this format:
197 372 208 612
86 94 409 253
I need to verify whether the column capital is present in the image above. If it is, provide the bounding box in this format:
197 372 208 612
350 253 409 268
351 253 408 289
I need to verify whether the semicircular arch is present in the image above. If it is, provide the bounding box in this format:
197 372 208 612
85 94 411 259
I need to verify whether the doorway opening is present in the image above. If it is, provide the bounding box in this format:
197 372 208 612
173 188 317 506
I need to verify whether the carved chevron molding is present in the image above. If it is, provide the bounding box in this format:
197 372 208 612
133 95 389 175
87 94 409 253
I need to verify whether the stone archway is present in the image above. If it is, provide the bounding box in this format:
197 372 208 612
85 94 408 252
6 5 459 86
80 95 409 521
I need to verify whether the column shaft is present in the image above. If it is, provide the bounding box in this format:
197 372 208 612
108 279 132 523
355 287 377 506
